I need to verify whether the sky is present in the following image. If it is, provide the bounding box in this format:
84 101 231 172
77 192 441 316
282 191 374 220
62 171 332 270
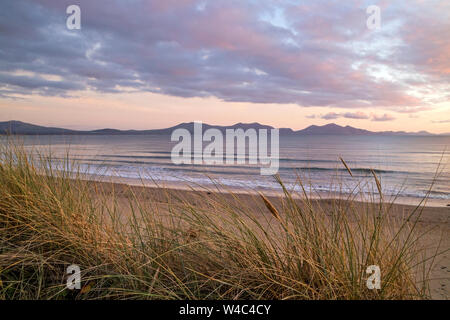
0 0 449 133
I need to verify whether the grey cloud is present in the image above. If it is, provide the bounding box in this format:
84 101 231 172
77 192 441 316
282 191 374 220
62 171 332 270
0 0 448 110
317 111 369 120
342 112 370 119
321 112 340 120
371 113 396 122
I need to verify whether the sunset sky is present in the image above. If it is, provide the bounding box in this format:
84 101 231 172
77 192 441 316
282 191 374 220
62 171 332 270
0 0 449 133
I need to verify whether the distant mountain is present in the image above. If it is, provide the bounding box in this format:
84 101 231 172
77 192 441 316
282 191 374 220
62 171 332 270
0 120 77 135
163 122 274 134
0 121 276 135
294 123 435 136
295 123 372 135
0 120 443 136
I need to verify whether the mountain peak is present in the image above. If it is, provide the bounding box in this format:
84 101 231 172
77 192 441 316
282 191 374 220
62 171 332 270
297 123 370 135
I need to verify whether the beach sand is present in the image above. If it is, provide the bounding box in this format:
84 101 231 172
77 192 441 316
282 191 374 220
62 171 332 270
94 181 449 299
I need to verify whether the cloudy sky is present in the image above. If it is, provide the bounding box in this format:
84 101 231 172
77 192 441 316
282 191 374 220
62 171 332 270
0 0 449 132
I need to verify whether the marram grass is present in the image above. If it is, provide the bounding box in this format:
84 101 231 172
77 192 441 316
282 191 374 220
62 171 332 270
0 140 442 299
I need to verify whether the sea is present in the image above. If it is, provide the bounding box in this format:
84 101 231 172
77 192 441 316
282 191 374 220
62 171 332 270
7 134 450 207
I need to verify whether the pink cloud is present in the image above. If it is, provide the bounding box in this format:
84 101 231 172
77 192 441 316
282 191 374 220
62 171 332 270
0 0 448 113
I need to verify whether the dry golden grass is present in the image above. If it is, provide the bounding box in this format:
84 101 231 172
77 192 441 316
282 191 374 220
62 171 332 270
0 139 442 299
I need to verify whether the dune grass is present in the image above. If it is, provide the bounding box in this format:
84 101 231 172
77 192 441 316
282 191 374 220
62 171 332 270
0 139 442 299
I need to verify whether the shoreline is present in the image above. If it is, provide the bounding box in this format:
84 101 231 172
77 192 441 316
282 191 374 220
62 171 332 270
90 178 450 225
82 172 450 208
2 150 449 299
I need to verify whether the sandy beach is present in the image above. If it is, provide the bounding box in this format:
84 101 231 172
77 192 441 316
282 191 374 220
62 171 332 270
94 181 450 299
1 142 448 300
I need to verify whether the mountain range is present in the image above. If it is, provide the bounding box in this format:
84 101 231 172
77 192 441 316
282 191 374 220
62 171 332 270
0 120 447 136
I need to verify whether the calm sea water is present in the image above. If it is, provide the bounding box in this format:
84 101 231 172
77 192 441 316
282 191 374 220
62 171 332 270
10 134 450 206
